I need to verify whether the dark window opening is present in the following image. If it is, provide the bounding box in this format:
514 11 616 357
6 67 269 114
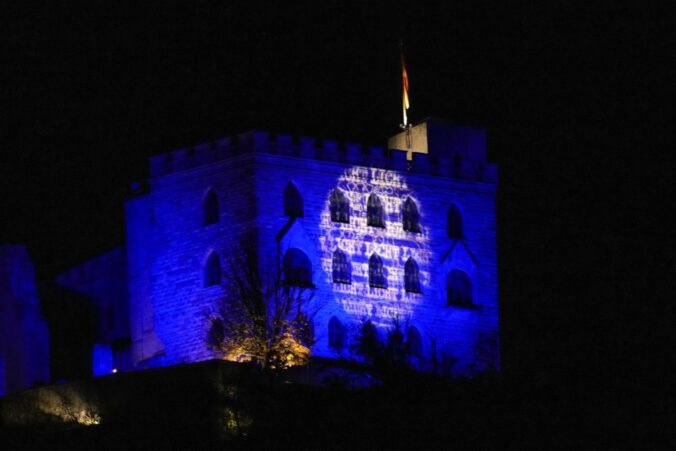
447 204 463 238
204 189 219 225
367 194 385 228
205 252 221 287
328 316 346 351
107 303 115 329
330 189 350 223
369 253 387 288
404 257 421 293
284 182 304 218
402 197 421 233
407 326 423 358
361 321 379 352
446 270 473 306
283 248 312 287
332 249 351 284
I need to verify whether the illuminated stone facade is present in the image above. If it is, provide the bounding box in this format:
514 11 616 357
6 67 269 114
61 120 499 376
119 120 499 374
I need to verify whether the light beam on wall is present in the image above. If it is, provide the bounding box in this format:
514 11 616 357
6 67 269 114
319 166 431 328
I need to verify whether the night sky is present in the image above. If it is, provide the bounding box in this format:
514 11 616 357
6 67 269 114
1 3 671 383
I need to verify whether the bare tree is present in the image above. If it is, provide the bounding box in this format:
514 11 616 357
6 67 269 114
206 235 316 371
351 314 415 373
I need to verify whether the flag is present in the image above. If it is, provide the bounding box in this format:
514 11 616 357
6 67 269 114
401 50 410 126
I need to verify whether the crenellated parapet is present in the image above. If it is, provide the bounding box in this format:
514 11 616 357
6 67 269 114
120 118 500 374
148 127 498 183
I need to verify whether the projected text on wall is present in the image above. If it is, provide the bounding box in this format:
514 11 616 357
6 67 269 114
319 167 431 327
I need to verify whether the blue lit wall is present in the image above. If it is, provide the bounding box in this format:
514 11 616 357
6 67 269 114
125 144 257 368
125 123 499 374
0 245 50 394
92 344 114 376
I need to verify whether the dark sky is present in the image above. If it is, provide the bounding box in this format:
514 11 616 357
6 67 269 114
1 3 672 380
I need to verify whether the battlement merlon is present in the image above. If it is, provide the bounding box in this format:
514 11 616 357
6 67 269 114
145 119 497 184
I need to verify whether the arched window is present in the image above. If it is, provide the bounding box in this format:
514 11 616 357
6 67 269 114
330 189 350 223
402 197 420 233
332 249 350 284
446 270 473 306
203 189 219 225
283 248 312 287
205 251 221 287
284 182 304 218
367 194 385 228
369 253 386 288
407 326 423 358
404 257 421 293
447 204 463 238
360 320 379 353
328 316 346 351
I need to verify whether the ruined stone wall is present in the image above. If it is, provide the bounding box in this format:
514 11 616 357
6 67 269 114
0 245 50 394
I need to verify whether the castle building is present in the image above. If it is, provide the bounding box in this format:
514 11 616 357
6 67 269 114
59 119 499 376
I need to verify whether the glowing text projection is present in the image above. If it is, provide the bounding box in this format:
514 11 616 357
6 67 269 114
319 167 431 326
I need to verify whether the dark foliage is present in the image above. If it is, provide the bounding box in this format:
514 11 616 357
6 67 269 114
1 360 669 450
351 316 422 378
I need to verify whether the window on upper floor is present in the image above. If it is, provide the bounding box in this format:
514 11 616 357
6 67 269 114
284 182 304 218
406 326 423 358
404 257 421 293
332 249 351 284
328 316 346 352
402 197 420 233
447 204 464 238
205 251 221 287
446 269 473 306
283 248 312 287
204 188 219 225
330 188 350 223
368 253 386 288
367 193 385 228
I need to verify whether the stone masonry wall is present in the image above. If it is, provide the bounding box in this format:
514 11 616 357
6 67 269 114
126 156 256 367
254 153 498 374
129 126 498 374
